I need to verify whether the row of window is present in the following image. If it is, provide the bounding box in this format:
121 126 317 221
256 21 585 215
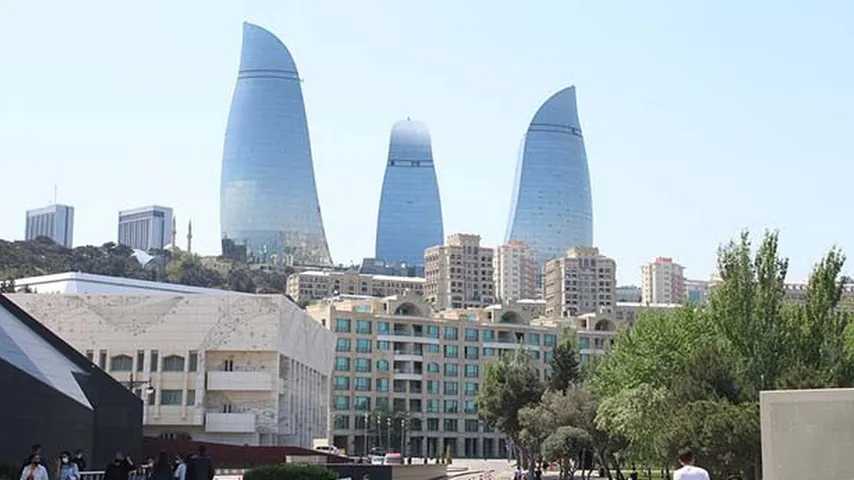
334 319 556 346
333 377 480 396
335 358 483 377
87 350 199 373
144 388 195 406
333 416 489 434
333 396 478 414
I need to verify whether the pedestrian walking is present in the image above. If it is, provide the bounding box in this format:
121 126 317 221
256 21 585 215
172 455 186 480
673 448 710 480
57 452 80 480
22 445 44 472
185 446 214 480
71 451 87 472
149 452 172 480
20 455 48 480
104 452 134 480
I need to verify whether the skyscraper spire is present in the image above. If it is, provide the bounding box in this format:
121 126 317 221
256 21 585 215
171 216 177 252
187 220 193 254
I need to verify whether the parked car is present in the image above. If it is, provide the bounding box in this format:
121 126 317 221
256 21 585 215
370 455 385 465
383 453 403 465
315 445 341 456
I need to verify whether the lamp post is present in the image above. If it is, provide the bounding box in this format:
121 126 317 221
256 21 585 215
400 416 407 461
127 372 154 396
364 411 370 457
386 417 392 452
376 416 382 451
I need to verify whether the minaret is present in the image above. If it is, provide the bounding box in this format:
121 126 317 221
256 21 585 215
187 220 193 254
171 216 177 251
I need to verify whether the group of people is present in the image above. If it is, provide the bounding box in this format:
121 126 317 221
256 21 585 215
19 445 215 480
508 447 709 480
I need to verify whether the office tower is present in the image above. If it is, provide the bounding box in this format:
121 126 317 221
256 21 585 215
306 294 558 458
375 119 444 268
25 204 74 248
641 257 685 304
220 22 332 266
117 206 173 251
424 234 495 310
544 247 616 318
505 86 593 266
493 240 538 301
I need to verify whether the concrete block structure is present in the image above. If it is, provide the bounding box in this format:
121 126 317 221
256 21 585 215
641 257 685 305
25 204 74 248
8 294 334 448
494 240 539 302
424 234 495 310
544 247 616 318
287 271 424 303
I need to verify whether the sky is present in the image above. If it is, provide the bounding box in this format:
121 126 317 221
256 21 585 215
1 1 853 285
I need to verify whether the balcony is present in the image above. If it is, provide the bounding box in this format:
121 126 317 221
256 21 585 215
378 334 439 345
206 371 273 391
205 413 256 433
146 406 204 426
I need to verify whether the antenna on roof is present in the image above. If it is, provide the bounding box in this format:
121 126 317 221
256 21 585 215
53 184 57 204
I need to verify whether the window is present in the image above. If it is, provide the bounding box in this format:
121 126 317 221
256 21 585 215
147 389 156 405
334 396 350 410
86 350 94 362
356 319 372 334
544 351 554 363
427 399 440 413
223 359 234 371
464 328 479 342
99 350 107 369
427 380 440 394
482 330 495 342
186 390 195 406
377 340 391 351
378 321 390 334
356 338 372 353
375 398 389 410
426 325 439 338
444 381 459 395
376 378 389 392
335 357 351 371
188 351 198 372
444 400 459 414
427 362 440 373
335 318 351 333
354 396 371 411
464 400 477 414
444 345 459 358
465 364 479 378
444 327 458 340
444 419 458 432
464 346 479 360
465 419 480 432
579 337 590 349
376 359 389 372
410 418 423 431
355 358 371 372
427 418 440 431
426 344 440 353
334 376 350 390
354 377 371 391
160 390 182 406
110 355 133 372
162 355 185 372
136 350 144 372
149 350 159 372
483 347 496 357
544 334 557 347
336 338 351 352
527 333 541 346
444 363 459 377
334 415 350 430
464 382 478 396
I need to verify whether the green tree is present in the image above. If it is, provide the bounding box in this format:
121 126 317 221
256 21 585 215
548 334 580 392
542 426 593 480
166 251 225 288
227 268 257 293
243 464 335 480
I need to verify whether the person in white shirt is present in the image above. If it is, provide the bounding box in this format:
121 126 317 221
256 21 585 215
20 455 49 480
673 448 710 480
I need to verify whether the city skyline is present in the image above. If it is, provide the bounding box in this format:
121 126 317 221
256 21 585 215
2 2 853 284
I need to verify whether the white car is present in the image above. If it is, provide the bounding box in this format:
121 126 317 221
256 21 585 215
315 445 341 456
370 455 385 465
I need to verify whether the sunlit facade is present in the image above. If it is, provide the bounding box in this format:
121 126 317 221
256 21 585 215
220 23 332 266
505 86 593 266
375 119 444 268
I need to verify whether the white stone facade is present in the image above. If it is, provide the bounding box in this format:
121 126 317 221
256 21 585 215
641 257 685 304
424 234 496 310
493 241 539 302
286 271 424 303
543 247 616 318
8 294 334 448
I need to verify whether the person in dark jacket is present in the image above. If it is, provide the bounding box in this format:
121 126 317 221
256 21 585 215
71 451 86 472
149 452 172 480
185 446 213 480
104 452 134 480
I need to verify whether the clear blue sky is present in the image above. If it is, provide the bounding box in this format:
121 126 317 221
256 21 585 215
1 1 852 285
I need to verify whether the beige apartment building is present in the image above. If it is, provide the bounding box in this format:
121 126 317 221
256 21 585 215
305 293 558 458
641 257 685 304
493 240 539 302
287 270 425 303
424 234 496 310
8 294 334 448
543 247 616 318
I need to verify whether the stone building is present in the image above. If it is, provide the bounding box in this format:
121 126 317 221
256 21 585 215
543 247 616 318
493 240 539 302
286 270 424 303
424 234 495 310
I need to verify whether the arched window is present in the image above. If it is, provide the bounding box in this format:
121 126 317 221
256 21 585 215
594 319 615 332
110 355 133 372
162 355 186 372
499 311 523 324
394 302 422 316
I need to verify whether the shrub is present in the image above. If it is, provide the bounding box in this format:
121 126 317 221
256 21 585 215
243 464 336 480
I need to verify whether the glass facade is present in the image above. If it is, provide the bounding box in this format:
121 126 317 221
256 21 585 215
374 119 444 267
505 86 593 266
220 23 332 266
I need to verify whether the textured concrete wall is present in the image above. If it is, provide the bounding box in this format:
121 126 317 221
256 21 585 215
761 388 854 480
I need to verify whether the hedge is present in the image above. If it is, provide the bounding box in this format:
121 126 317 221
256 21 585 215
243 464 337 480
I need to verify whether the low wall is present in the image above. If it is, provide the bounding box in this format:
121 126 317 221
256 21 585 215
761 388 854 480
326 464 447 480
391 464 447 480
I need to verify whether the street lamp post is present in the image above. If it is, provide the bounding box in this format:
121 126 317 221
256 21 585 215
400 417 407 461
386 417 392 452
376 416 382 451
364 412 370 457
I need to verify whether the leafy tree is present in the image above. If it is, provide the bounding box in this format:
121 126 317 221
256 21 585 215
166 251 225 288
542 426 593 480
549 335 580 392
227 268 257 293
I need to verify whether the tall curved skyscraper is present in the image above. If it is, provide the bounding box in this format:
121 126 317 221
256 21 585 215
375 119 444 267
505 86 593 266
220 23 332 266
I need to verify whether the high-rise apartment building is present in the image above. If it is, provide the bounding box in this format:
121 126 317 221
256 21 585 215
25 204 74 248
306 294 558 458
424 234 495 310
375 119 444 269
286 271 425 303
505 86 593 266
544 247 616 318
118 206 173 251
220 23 332 266
641 257 685 304
493 241 538 301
